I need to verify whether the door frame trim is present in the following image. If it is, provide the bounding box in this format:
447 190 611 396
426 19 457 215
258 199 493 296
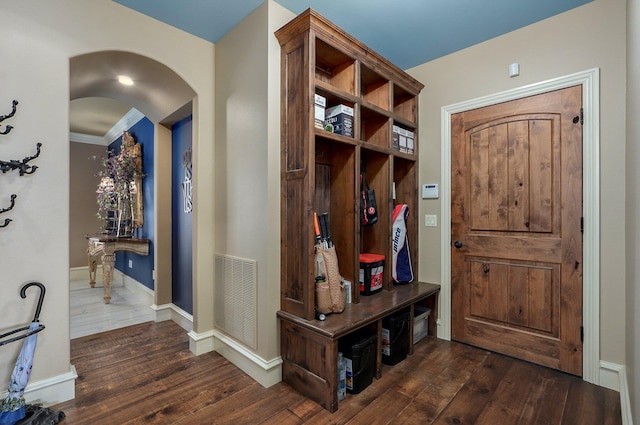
440 68 600 384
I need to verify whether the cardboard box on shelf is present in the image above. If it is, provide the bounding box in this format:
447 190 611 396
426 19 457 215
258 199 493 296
325 104 354 137
394 126 415 154
398 128 407 153
405 129 414 154
315 94 326 130
392 125 401 151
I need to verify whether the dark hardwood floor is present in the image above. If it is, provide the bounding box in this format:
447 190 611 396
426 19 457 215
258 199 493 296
51 321 622 424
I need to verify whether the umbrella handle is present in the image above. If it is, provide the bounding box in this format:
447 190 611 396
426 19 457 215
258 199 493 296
20 281 46 323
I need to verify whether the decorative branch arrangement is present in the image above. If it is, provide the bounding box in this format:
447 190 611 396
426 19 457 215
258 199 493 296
0 100 18 135
1 99 42 228
94 131 143 237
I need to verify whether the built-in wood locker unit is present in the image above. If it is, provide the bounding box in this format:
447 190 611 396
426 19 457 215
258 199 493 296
276 9 440 412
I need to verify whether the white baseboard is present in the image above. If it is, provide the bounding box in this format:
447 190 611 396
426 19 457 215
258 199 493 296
152 302 193 332
600 361 633 425
188 328 215 355
149 301 195 345
600 361 623 391
211 329 282 388
151 303 173 322
70 266 98 282
169 304 193 332
0 366 78 407
118 271 154 301
72 268 282 392
185 327 282 388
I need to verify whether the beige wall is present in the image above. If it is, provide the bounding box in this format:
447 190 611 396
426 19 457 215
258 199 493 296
214 1 293 361
1 0 634 410
626 0 639 419
409 0 627 367
0 0 214 402
69 142 105 268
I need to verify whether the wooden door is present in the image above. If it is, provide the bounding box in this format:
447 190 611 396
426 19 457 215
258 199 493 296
451 86 583 375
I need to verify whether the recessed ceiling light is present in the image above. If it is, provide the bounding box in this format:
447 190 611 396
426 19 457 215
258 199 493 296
117 75 134 86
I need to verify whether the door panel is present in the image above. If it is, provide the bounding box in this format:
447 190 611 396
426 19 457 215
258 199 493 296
452 86 583 375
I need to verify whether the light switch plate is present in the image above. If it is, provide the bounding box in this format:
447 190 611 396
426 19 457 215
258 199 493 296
425 214 437 227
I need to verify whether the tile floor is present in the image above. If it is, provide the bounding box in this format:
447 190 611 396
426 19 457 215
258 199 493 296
70 277 154 339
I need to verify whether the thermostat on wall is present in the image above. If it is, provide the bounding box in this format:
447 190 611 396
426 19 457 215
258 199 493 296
422 183 439 199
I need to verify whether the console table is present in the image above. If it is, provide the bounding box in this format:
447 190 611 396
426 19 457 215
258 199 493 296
87 236 149 304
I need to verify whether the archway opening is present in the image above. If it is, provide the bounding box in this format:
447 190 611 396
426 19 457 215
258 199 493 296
69 50 196 337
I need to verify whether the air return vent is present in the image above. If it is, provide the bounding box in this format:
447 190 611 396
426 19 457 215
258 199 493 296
214 254 257 349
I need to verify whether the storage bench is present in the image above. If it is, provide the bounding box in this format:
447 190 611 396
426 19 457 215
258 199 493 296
277 281 440 412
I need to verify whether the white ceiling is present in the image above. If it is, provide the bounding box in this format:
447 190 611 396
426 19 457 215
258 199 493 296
70 51 195 142
70 98 132 137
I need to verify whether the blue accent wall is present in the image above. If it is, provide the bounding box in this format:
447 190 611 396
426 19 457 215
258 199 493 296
111 118 155 290
171 116 193 313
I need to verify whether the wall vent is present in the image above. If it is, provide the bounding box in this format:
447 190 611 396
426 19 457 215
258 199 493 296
214 254 257 350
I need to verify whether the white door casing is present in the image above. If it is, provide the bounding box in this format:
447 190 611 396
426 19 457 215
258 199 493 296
439 68 600 384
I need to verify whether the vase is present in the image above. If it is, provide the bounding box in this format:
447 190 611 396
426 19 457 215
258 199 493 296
115 196 134 238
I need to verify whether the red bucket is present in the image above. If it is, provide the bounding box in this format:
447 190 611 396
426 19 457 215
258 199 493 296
359 253 384 295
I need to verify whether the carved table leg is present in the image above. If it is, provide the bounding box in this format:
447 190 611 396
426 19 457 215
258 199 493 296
88 257 97 288
101 252 115 304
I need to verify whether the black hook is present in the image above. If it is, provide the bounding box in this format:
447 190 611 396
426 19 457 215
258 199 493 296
0 192 15 229
1 194 17 214
0 100 18 135
0 142 42 176
20 281 46 322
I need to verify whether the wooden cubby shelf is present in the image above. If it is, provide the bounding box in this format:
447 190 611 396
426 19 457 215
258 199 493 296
276 8 435 412
278 281 440 412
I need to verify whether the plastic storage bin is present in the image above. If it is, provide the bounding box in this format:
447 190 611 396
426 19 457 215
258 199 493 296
382 309 410 365
359 253 384 295
340 331 377 394
413 306 431 344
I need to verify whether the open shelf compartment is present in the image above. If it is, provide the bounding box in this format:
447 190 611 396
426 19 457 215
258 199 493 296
361 63 390 112
393 83 417 124
315 38 356 95
359 148 391 291
392 122 417 156
392 156 418 280
361 106 390 149
315 137 358 291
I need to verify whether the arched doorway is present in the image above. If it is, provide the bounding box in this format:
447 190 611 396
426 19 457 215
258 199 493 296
69 50 196 335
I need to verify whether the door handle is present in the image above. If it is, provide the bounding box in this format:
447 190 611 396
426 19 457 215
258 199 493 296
453 240 464 249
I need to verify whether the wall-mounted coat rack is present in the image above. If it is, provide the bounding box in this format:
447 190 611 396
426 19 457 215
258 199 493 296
0 142 42 175
0 99 18 135
0 99 42 229
0 194 16 228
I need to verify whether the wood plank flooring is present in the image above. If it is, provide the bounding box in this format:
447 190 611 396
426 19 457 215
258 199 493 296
52 321 622 425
